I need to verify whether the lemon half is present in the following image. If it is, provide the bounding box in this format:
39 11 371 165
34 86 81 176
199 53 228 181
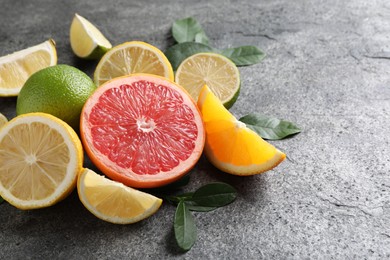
0 113 83 209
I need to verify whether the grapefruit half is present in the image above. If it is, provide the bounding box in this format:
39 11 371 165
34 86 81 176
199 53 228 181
80 74 205 188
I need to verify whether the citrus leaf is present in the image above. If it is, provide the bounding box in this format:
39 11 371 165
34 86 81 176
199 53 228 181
191 182 237 207
164 192 194 205
239 113 301 140
165 42 216 70
194 32 209 45
221 46 265 66
174 200 197 251
172 17 209 45
185 201 217 212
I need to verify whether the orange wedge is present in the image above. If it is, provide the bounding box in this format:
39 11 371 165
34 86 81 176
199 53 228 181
197 85 286 175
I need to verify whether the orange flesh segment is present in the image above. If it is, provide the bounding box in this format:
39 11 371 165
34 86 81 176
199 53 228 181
198 85 282 166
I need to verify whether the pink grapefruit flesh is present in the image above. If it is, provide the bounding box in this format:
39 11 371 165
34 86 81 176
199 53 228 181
80 74 205 188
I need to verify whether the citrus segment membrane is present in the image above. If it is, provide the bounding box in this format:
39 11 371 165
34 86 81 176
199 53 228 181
0 113 83 209
81 74 205 188
77 168 162 224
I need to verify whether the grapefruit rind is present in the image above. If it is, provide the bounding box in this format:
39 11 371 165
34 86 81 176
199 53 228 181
81 74 205 188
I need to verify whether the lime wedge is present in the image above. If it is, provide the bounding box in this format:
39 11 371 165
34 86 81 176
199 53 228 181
70 13 112 60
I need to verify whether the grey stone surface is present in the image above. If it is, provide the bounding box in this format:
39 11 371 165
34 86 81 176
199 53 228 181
1 0 390 259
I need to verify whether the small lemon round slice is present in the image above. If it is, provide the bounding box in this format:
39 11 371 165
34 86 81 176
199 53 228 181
70 13 112 60
0 39 57 97
77 168 163 224
0 113 83 209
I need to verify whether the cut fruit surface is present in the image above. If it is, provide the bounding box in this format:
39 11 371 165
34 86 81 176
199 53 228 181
0 39 57 96
94 41 174 86
197 85 285 175
175 52 240 109
81 74 205 188
70 13 112 59
0 113 83 209
77 168 162 224
0 113 7 128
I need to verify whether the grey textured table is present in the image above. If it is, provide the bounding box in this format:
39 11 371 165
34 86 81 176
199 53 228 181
1 0 390 259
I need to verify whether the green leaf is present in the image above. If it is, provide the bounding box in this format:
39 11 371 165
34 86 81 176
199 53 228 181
194 32 209 45
239 113 301 140
172 17 209 45
165 193 217 212
221 46 265 66
185 201 217 212
164 192 194 205
174 200 197 251
0 196 3 204
191 182 237 207
164 42 216 70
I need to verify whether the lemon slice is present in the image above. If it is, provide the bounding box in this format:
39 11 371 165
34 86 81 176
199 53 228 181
175 52 240 109
0 113 7 128
77 168 163 224
70 13 112 60
94 41 174 86
0 39 57 97
197 85 285 175
0 113 83 209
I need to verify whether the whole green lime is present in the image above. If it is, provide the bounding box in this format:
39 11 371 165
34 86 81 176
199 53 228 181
16 64 96 129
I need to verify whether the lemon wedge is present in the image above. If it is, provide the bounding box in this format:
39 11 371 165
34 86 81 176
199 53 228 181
0 39 57 97
77 168 163 224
